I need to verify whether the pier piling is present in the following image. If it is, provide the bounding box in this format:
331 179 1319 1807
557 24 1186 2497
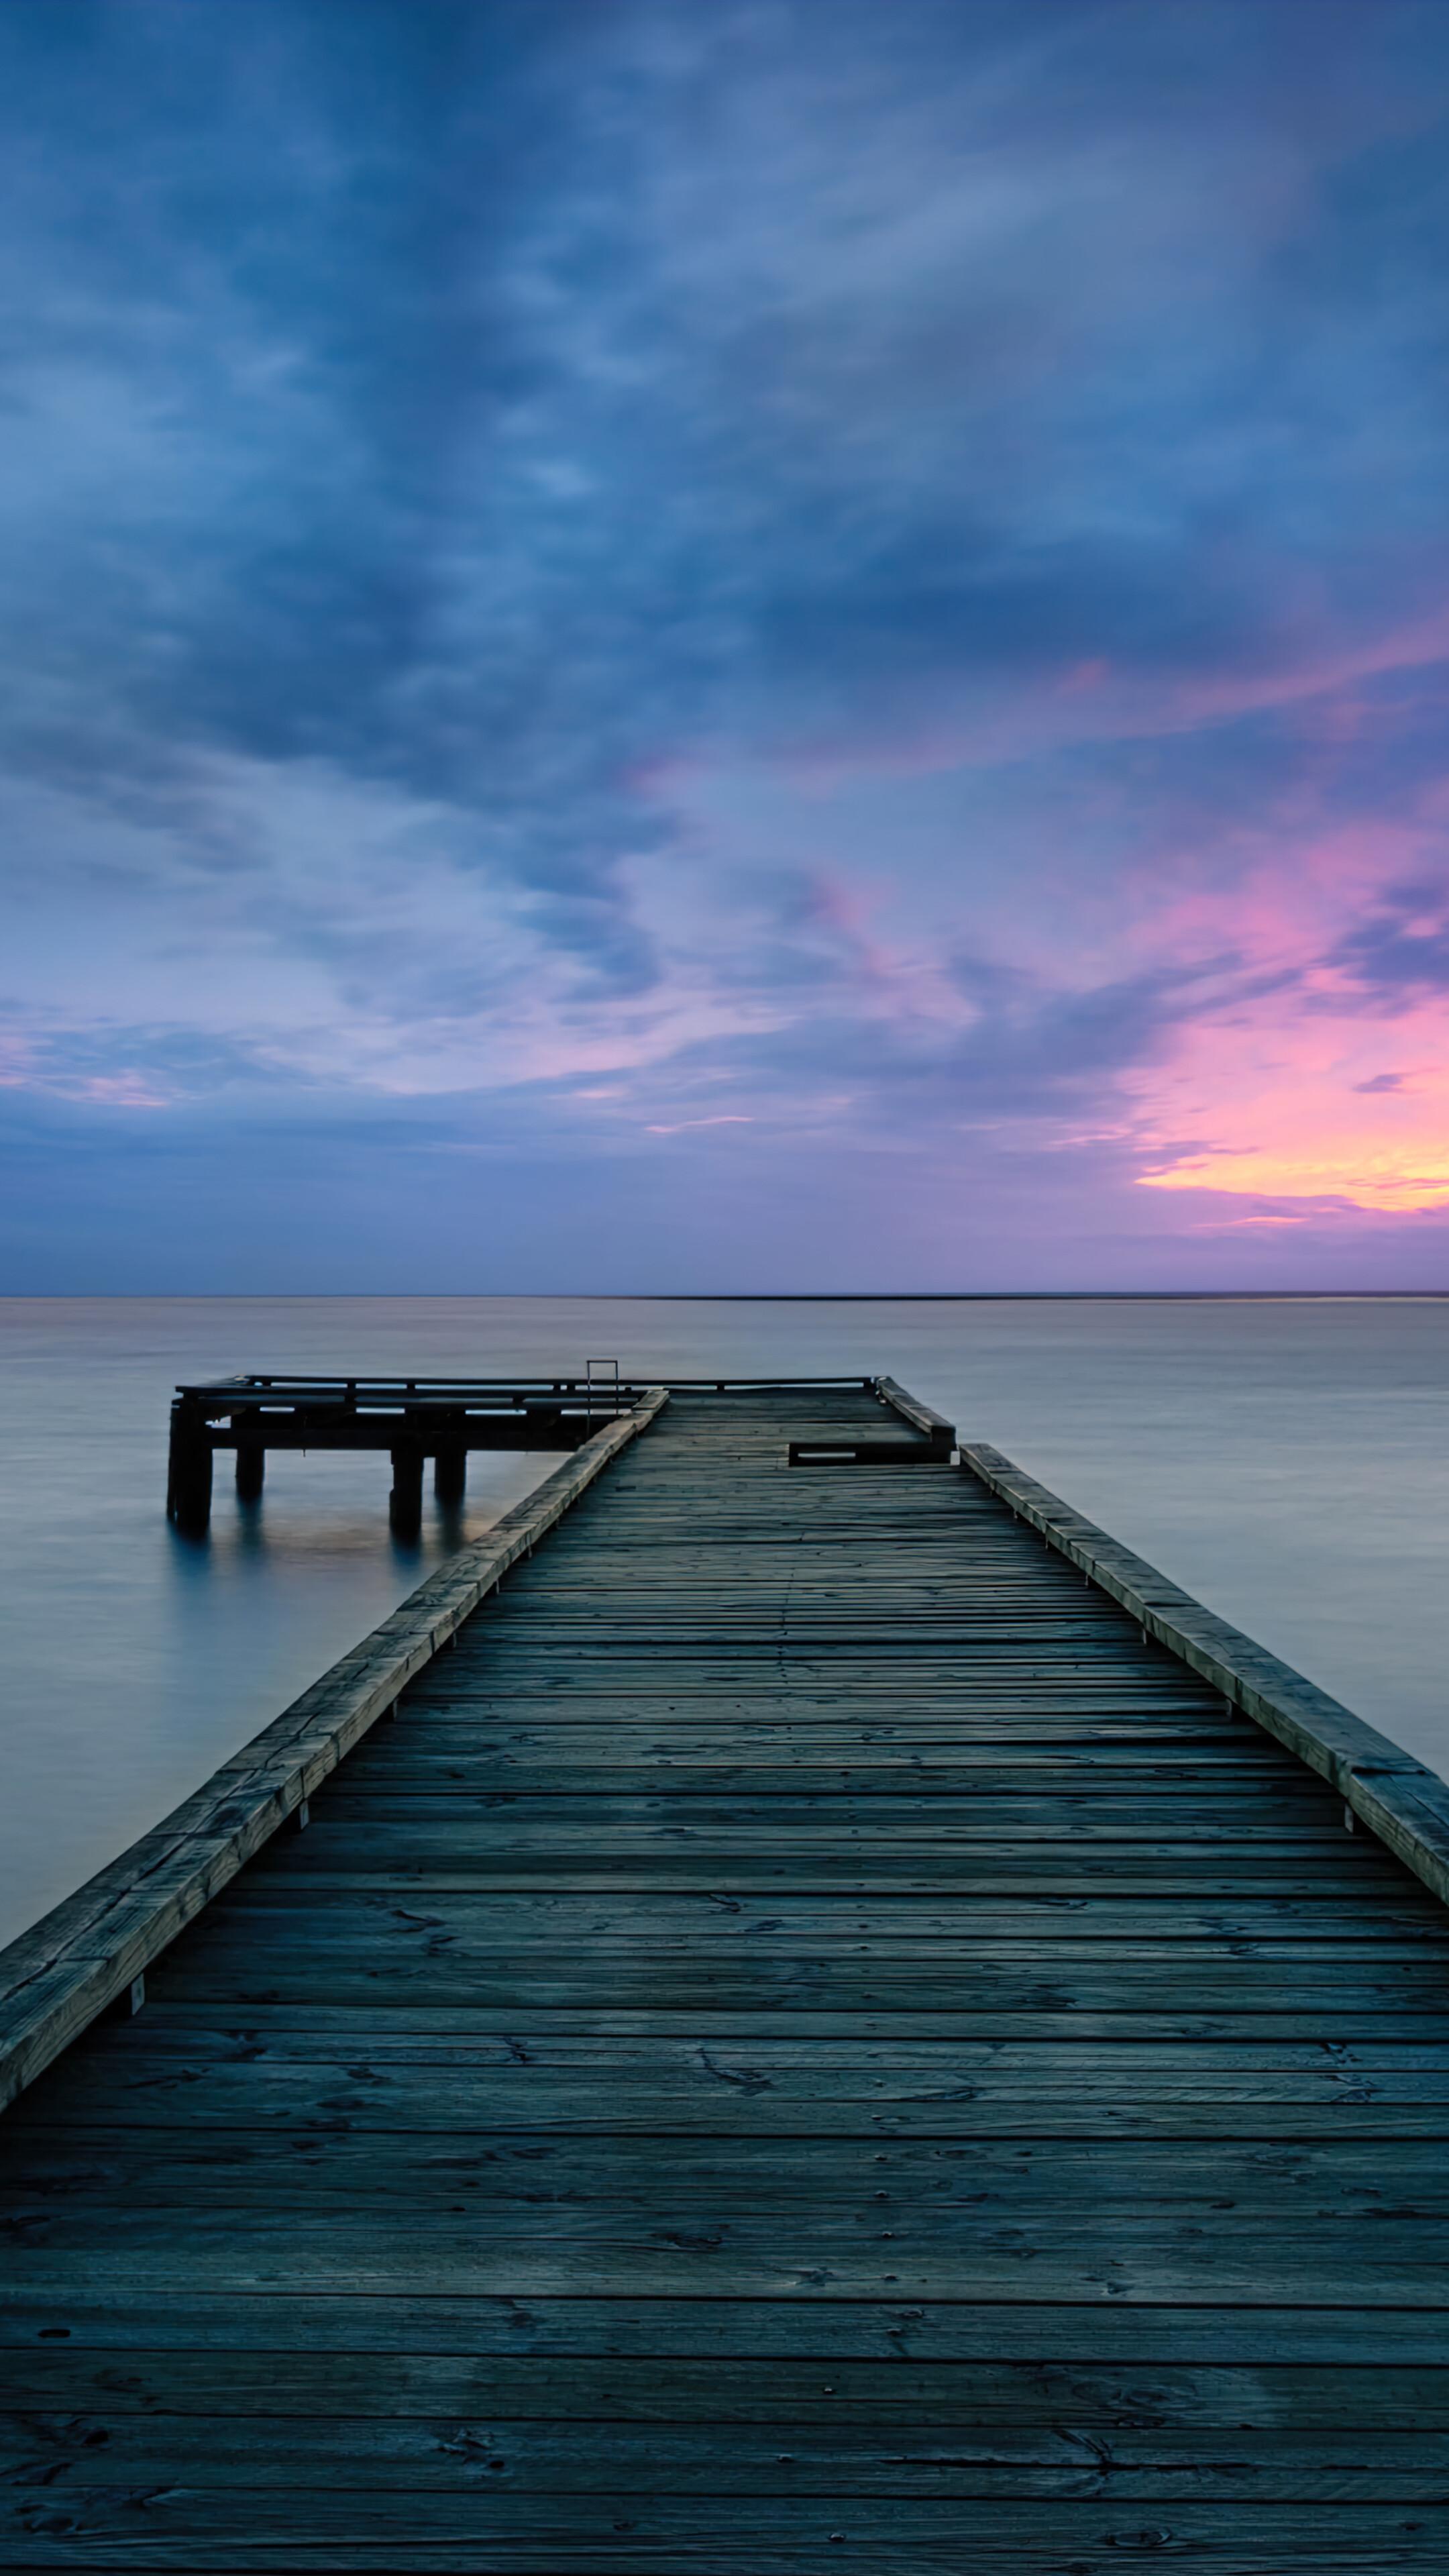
234 1443 264 1501
164 1398 213 1534
387 1443 424 1537
433 1442 467 1506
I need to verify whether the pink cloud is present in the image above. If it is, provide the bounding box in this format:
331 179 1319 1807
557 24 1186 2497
644 1114 755 1134
1135 985 1449 1213
0 1028 170 1110
1057 658 1110 697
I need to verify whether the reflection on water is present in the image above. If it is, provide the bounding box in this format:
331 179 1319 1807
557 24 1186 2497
3 1293 1449 1948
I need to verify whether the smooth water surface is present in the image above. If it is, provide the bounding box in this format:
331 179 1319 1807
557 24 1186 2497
3 1294 1448 1948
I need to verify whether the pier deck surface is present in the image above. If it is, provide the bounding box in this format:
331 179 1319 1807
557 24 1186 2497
3 1385 1448 2571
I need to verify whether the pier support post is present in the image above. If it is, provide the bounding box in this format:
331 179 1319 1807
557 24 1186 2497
166 1401 213 1534
434 1444 467 1506
235 1444 265 1502
389 1445 424 1539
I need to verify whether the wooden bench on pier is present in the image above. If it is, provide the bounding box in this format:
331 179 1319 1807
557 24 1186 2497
4 1373 1449 2571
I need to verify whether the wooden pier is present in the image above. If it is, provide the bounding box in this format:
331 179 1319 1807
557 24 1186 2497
5 1376 1449 2571
164 1374 647 1537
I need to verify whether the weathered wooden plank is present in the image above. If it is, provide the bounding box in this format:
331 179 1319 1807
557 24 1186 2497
213 1799 1354 1841
2 2294 1442 2365
9 2120 1447 2192
131 1971 1449 2022
8 2412 1449 2496
195 1883 1449 1934
55 2006 1449 2053
36 2003 1449 2045
152 1913 1446 1963
15 2075 1449 2143
324 1761 1316 1796
873 1376 957 1447
961 1441 1449 1909
3 2490 1448 2572
138 1961 1449 2018
5 2209 1448 2304
6 2348 1449 2426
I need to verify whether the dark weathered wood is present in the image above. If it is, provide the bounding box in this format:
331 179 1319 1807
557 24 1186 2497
10 2411 1449 2495
6 2346 1449 2424
873 1374 955 1451
433 1443 466 1506
963 1440 1449 1909
162 1374 694 1535
787 1437 944 1465
14 2127 1449 2208
164 1399 213 1531
233 1443 264 1502
3 2490 1449 2570
3 2289 1444 2363
387 1442 424 1537
1 1380 1444 2571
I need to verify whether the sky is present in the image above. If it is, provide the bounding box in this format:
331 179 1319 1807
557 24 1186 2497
3 0 1449 1292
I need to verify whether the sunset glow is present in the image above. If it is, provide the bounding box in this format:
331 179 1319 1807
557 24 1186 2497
1143 1123 1449 1215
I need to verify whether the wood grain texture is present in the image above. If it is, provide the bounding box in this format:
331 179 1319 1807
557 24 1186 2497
961 1439 1449 1909
1 1382 1444 2571
873 1376 956 1447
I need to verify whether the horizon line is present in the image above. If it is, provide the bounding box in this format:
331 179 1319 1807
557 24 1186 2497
3 1289 1449 1305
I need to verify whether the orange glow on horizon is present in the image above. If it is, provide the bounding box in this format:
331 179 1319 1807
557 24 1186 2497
1141 1141 1449 1212
1134 987 1449 1213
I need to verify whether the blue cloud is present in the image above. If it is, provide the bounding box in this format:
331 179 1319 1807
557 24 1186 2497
1334 880 1449 1000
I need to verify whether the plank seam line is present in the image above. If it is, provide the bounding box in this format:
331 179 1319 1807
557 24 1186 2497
0 1389 671 2112
959 1441 1449 1916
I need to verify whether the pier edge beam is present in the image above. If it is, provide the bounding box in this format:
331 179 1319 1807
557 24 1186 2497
388 1443 425 1538
165 1400 213 1534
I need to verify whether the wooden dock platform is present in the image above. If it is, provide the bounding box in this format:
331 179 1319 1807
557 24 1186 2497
164 1373 645 1536
4 1377 1449 2570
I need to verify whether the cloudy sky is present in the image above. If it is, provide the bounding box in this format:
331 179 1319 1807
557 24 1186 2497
3 0 1449 1290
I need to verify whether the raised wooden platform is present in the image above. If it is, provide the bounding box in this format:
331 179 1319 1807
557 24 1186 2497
163 1372 948 1537
4 1380 1449 2570
164 1374 638 1535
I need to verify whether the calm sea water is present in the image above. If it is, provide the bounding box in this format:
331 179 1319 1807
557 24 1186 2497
3 1294 1448 1950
